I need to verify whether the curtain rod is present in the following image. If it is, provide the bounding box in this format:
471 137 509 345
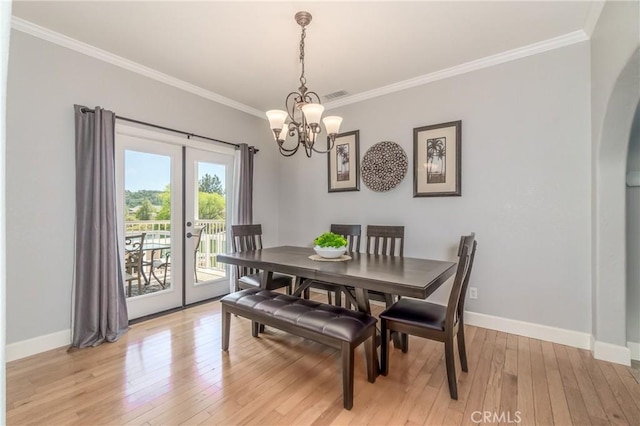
80 107 258 153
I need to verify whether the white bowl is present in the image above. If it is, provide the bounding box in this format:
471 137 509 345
314 246 347 259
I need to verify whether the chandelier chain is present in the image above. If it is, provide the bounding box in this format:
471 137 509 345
299 25 307 88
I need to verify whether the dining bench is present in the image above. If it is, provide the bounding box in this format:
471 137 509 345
220 288 377 410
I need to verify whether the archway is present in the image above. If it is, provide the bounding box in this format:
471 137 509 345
594 48 639 365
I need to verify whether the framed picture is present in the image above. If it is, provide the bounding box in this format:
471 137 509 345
413 120 462 197
328 130 360 192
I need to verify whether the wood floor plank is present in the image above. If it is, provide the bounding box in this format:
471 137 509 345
566 345 609 424
611 363 640 411
529 339 553 426
481 331 507 420
540 340 572 426
579 348 629 425
554 343 592 426
5 296 639 426
499 333 519 426
516 336 535 426
598 359 640 425
460 330 497 426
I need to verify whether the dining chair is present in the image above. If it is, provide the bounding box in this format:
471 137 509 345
192 226 205 283
380 233 477 400
364 225 404 307
304 224 362 305
124 232 146 297
151 250 171 288
231 224 293 294
366 225 404 256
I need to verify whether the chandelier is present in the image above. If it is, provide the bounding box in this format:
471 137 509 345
266 11 343 157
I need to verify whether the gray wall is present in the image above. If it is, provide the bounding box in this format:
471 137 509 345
627 104 640 346
277 42 592 333
5 30 279 344
591 0 640 347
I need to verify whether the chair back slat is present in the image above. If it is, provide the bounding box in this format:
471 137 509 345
446 233 477 329
231 224 264 277
366 225 404 256
124 233 146 291
330 224 361 253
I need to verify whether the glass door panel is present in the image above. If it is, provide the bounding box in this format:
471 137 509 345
116 135 183 319
185 148 233 304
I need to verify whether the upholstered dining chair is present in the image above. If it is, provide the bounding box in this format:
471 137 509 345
380 233 477 400
304 224 362 305
231 224 293 294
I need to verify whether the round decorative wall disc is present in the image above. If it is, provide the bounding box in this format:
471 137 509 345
361 141 408 192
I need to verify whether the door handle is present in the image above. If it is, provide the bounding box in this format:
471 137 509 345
186 232 194 238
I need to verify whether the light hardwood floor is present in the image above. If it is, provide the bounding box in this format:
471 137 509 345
6 297 640 425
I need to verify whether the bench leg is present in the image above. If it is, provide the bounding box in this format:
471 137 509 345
341 341 354 410
366 328 377 383
251 320 259 337
222 306 231 351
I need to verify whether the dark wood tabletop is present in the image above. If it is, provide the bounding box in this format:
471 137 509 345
217 245 457 300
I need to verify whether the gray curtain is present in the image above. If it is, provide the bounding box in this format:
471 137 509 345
236 143 254 225
72 105 129 347
229 143 254 292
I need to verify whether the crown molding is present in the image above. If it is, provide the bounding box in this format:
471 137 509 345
10 17 265 119
324 30 589 110
584 1 606 38
12 17 589 118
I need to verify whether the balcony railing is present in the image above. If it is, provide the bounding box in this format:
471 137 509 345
125 220 227 272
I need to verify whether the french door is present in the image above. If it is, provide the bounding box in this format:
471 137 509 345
116 125 234 320
184 148 233 304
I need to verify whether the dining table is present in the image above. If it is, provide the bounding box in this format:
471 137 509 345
125 236 171 286
216 245 457 315
217 245 458 372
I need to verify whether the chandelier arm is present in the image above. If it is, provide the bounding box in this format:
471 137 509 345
302 91 322 105
304 144 313 157
279 145 300 157
311 136 336 154
276 132 301 154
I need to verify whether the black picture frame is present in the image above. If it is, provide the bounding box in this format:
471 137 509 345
328 130 360 192
413 120 462 197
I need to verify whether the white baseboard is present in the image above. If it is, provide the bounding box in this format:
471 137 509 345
6 329 70 362
593 340 631 366
6 301 636 366
463 311 592 350
627 341 640 361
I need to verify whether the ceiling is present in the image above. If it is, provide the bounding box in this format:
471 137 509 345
11 1 599 117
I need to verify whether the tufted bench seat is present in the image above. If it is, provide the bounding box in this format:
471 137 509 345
220 288 377 410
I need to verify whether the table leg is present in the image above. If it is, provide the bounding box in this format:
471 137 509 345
292 277 313 297
354 288 379 376
257 271 274 334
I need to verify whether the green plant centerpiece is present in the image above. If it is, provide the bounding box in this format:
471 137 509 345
313 232 348 259
314 232 347 248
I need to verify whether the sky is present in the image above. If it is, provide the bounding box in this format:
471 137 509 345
125 150 226 192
